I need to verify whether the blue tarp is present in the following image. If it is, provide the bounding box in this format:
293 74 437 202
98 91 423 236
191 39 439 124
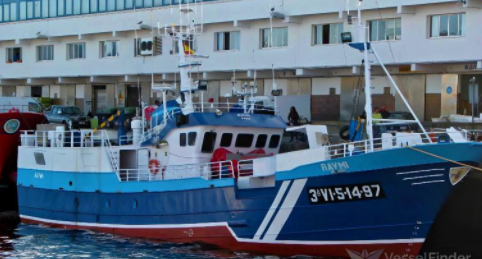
150 100 180 127
349 119 363 142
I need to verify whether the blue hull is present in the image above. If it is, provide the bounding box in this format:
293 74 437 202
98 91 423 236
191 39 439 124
17 143 482 257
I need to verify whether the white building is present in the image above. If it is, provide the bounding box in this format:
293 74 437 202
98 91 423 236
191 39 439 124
0 0 481 121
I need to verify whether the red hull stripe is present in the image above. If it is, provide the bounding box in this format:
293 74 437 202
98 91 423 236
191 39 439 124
20 215 423 257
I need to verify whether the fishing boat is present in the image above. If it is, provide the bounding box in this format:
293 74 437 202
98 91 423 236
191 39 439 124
0 96 47 212
16 2 482 258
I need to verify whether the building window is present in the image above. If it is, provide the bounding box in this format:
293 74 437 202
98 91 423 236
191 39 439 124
171 39 197 55
67 42 86 60
220 133 233 147
100 40 119 58
6 47 22 63
201 132 217 153
430 13 465 38
37 45 54 61
235 134 254 148
261 27 288 48
215 31 240 51
369 18 402 41
313 23 343 45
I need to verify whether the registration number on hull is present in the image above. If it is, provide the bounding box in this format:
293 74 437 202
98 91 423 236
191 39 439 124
308 183 385 204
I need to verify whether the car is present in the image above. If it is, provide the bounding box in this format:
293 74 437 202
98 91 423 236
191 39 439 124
384 111 419 133
45 105 90 129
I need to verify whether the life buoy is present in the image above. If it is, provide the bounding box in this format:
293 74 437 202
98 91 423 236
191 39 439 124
149 159 161 175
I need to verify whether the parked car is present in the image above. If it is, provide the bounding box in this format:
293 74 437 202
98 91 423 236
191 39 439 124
385 111 419 133
45 105 90 129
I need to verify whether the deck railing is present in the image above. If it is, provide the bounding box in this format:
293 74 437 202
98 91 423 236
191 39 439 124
20 129 106 148
327 130 469 159
192 102 276 114
118 160 234 182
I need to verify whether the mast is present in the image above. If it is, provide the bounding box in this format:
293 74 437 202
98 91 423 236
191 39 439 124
357 0 374 151
351 0 431 148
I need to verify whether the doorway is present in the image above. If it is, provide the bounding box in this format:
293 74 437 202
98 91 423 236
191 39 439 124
93 85 107 113
459 75 482 116
127 84 141 108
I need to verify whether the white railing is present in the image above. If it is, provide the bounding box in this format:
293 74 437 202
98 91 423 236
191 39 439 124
327 131 469 159
101 130 119 171
192 102 277 114
21 129 101 148
118 160 234 182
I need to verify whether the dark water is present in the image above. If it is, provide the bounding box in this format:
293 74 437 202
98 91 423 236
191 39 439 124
0 224 314 259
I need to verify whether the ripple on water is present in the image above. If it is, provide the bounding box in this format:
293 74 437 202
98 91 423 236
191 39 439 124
0 224 329 259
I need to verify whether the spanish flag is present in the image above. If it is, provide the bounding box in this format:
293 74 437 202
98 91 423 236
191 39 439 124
183 41 195 55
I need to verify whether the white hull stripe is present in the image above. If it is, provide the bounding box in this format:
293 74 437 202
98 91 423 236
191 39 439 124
263 178 308 241
403 174 444 181
412 180 446 185
396 169 444 175
253 180 291 240
20 214 425 245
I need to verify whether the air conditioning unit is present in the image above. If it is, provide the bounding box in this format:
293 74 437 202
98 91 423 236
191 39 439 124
139 37 155 56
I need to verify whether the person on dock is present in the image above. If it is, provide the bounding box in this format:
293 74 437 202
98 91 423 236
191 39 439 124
380 105 391 119
372 107 382 138
288 106 300 126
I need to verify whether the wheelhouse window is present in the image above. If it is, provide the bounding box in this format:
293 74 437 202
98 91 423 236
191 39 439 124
430 13 465 37
261 27 288 48
369 18 401 41
269 135 281 148
6 47 22 63
180 133 186 147
100 40 119 58
235 134 254 148
188 132 197 146
255 134 267 148
313 23 343 45
67 42 86 60
220 133 233 147
37 45 54 61
215 31 240 51
201 132 217 153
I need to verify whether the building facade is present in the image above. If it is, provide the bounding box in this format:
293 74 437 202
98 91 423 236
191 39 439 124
0 0 481 121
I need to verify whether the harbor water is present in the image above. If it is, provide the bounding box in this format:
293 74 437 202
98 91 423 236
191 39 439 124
0 224 303 259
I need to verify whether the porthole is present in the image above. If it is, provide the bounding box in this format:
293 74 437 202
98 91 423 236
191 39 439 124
133 199 139 209
69 181 73 186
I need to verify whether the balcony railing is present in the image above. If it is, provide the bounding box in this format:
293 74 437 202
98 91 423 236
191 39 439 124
0 0 220 24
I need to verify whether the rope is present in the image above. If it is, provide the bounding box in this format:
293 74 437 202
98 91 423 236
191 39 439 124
407 146 482 173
